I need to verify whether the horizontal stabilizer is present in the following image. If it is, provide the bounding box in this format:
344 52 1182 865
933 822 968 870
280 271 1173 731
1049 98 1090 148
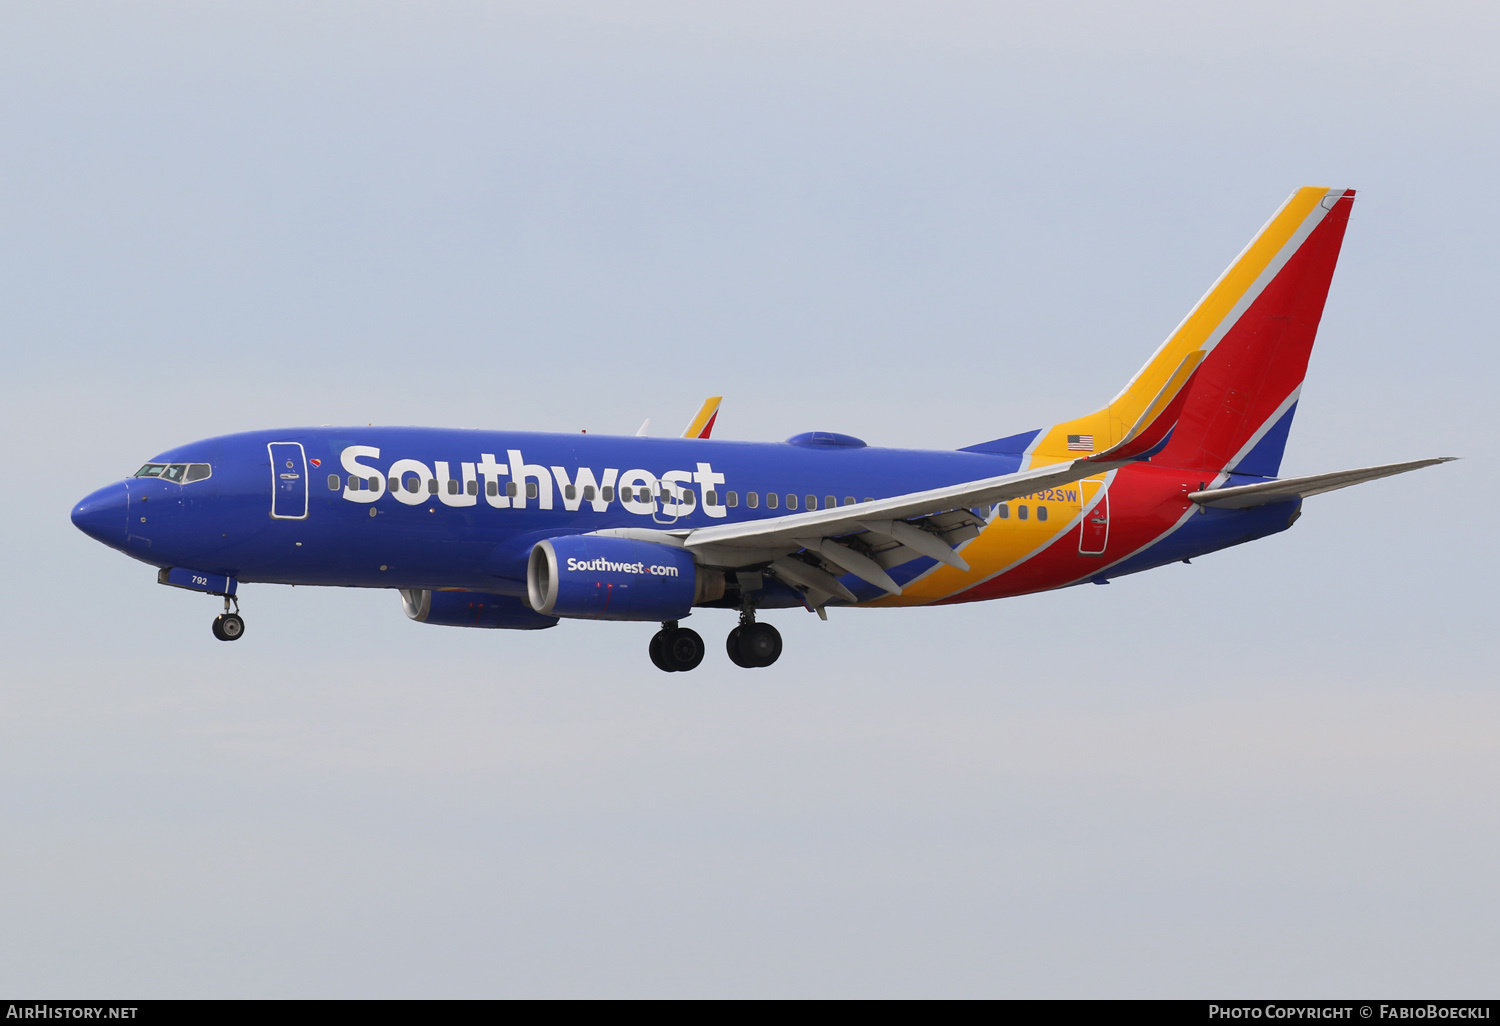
1189 458 1456 509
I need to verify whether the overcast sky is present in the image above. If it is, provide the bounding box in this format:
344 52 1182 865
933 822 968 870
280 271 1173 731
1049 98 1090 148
1 0 1495 997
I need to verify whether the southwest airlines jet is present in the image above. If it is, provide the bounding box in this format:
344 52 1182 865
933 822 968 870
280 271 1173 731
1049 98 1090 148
71 188 1451 671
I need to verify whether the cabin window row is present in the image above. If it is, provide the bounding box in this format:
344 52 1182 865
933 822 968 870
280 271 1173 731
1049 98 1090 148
718 493 869 510
326 476 707 504
995 503 1048 521
326 474 877 511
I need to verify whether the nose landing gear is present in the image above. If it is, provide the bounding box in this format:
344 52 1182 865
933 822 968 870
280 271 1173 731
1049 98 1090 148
726 610 781 668
649 621 704 672
211 595 245 642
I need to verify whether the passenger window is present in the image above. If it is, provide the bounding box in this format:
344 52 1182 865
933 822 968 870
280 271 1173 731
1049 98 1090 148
825 495 836 509
766 493 778 510
565 485 577 500
348 475 358 489
1018 505 1028 521
329 474 341 490
997 504 1010 519
1037 505 1048 522
486 481 498 497
527 483 538 499
864 497 874 503
506 482 518 498
747 492 758 508
446 480 458 495
844 496 855 506
387 477 398 493
467 480 477 496
704 491 716 506
785 494 797 511
184 464 211 483
428 480 439 494
727 491 739 507
369 477 380 492
601 485 614 502
682 491 695 507
805 495 817 510
583 485 595 501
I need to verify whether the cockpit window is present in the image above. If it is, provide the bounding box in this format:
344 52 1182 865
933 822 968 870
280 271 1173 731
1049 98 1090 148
134 462 211 483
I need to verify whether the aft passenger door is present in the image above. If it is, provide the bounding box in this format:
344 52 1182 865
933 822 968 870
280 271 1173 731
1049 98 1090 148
268 442 309 520
1079 477 1109 556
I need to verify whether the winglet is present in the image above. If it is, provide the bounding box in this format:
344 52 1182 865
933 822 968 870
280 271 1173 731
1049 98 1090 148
682 397 723 439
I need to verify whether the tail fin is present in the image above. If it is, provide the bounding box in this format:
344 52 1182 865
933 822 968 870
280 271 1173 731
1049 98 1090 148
1010 187 1355 476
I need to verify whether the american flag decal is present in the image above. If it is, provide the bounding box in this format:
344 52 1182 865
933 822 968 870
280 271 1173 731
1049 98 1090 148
1067 434 1094 451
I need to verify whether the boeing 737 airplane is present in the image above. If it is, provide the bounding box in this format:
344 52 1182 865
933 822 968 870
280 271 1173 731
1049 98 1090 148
71 187 1452 671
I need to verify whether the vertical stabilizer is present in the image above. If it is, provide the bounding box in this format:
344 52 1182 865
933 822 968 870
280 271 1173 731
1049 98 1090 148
1015 188 1355 477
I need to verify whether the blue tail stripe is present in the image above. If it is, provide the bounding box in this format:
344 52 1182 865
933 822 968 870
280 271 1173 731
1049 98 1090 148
1228 401 1299 478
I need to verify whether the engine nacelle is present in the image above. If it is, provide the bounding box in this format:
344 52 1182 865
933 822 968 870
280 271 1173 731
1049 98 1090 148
401 589 558 630
527 535 721 621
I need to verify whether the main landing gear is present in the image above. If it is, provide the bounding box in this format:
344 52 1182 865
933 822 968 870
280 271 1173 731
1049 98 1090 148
727 610 781 669
211 595 245 642
650 621 705 672
648 613 783 672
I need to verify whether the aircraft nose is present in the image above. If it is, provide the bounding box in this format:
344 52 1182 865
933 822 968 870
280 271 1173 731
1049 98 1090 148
71 481 129 547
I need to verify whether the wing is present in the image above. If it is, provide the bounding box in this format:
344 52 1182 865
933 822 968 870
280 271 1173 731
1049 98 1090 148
1189 458 1455 509
592 454 1125 605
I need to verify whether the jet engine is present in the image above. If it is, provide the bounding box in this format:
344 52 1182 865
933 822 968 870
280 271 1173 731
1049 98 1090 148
527 535 724 621
401 589 558 630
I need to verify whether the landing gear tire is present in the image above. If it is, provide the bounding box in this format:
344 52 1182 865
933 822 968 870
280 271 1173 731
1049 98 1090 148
649 625 704 672
728 622 781 668
649 630 670 671
726 626 755 668
213 612 245 642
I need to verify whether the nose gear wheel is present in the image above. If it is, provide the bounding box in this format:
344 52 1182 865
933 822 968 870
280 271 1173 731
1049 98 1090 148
212 612 245 642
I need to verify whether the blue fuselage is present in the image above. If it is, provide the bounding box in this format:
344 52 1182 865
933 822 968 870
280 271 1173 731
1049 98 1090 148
71 426 1298 613
73 427 1021 595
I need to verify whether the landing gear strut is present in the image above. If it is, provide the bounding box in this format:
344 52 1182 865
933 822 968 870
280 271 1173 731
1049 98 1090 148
649 621 704 672
726 609 781 668
211 595 245 642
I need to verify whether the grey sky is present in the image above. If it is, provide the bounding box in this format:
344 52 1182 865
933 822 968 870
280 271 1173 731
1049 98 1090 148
0 1 1495 997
